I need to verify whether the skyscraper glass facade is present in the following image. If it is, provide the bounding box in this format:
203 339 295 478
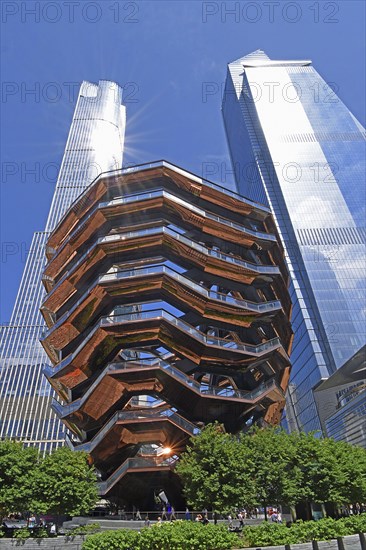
0 81 126 451
222 50 366 432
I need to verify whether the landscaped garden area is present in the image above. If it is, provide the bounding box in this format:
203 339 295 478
1 427 365 548
80 515 366 549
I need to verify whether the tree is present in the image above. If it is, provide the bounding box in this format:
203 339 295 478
0 441 98 518
176 424 366 520
240 427 299 519
0 440 40 516
32 447 98 516
286 432 366 518
337 441 366 506
176 423 256 514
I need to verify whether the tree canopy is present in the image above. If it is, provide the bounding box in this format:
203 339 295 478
175 424 256 512
0 441 98 517
0 440 40 516
176 424 366 516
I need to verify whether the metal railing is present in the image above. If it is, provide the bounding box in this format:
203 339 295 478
51 355 281 419
42 263 281 339
49 159 271 237
98 455 178 494
99 227 280 275
42 223 280 298
44 307 286 378
71 408 200 454
100 309 283 355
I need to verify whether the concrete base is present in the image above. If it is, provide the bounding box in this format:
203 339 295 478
0 536 85 550
0 532 364 550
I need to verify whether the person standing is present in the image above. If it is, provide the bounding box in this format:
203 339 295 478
238 511 244 528
28 515 36 529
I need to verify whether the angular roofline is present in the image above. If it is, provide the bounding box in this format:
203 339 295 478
228 49 312 67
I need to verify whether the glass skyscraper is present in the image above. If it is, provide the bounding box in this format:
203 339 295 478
222 50 366 433
0 81 126 451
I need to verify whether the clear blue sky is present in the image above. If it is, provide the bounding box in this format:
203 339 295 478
1 0 365 322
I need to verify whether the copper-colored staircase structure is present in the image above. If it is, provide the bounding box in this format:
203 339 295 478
41 161 293 508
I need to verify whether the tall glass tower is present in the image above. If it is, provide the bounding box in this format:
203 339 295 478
0 81 126 452
222 50 366 433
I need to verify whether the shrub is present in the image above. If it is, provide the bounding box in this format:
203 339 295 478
340 514 366 533
81 529 139 550
13 528 31 540
33 527 49 538
242 522 298 547
242 514 366 547
138 521 239 550
68 522 101 536
290 518 347 542
82 521 240 550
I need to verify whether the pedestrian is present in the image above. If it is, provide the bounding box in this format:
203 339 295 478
170 505 177 521
238 511 244 528
156 517 162 525
135 509 142 520
28 515 36 529
144 516 150 527
185 507 191 520
227 514 233 529
161 505 168 520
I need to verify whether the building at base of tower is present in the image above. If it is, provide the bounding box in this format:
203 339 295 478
40 161 293 508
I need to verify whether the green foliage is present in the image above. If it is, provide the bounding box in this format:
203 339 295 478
241 426 298 508
81 529 139 550
0 440 40 515
34 527 49 538
31 446 98 516
242 514 366 547
176 424 366 513
82 522 239 550
175 423 256 512
341 514 366 533
12 526 51 540
242 521 296 547
139 521 239 550
0 441 98 517
68 523 101 535
13 528 32 540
